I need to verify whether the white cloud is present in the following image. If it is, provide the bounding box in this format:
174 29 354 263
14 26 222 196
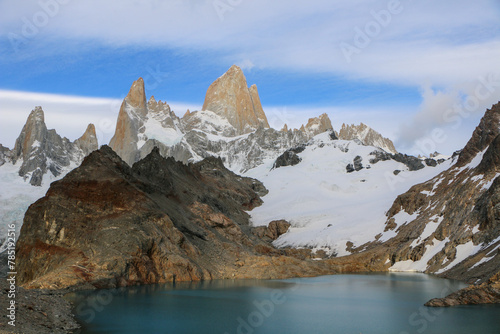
2 0 498 87
396 73 500 155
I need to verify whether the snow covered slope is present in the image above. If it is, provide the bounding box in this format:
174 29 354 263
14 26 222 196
378 102 500 279
246 132 450 256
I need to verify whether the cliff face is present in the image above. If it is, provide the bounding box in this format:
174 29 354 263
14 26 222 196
201 65 270 135
0 144 12 166
456 102 500 167
109 78 149 165
16 146 336 290
11 107 98 186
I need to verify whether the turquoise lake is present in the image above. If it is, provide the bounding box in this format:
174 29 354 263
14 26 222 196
66 273 500 334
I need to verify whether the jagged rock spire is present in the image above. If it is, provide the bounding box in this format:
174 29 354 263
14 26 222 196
11 106 98 186
202 65 270 135
75 124 98 156
109 78 147 165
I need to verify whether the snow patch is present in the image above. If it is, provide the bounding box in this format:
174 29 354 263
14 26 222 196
469 256 494 270
436 241 483 274
389 238 449 272
410 216 443 247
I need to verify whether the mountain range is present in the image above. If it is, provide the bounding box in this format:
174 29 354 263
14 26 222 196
1 65 499 308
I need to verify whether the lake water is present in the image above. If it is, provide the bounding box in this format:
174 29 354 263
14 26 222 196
66 273 500 334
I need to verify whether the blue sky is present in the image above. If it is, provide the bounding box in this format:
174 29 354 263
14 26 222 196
1 0 500 155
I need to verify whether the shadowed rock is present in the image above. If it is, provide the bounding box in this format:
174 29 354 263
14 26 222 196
16 146 337 290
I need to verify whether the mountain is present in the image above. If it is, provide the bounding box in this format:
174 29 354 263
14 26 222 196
109 78 183 165
108 65 336 172
338 122 397 154
15 146 337 289
247 131 448 257
10 106 98 186
244 102 500 305
201 64 270 134
376 103 500 281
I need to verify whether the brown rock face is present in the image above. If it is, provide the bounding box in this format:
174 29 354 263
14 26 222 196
253 220 291 242
338 122 397 154
301 113 333 138
202 65 270 135
74 123 98 155
124 77 148 113
457 102 500 167
16 146 337 289
109 78 148 165
249 84 270 128
12 106 47 165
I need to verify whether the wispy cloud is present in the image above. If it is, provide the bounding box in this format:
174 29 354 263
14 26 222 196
2 0 498 86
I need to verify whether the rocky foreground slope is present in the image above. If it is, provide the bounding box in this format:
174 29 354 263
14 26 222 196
15 145 345 290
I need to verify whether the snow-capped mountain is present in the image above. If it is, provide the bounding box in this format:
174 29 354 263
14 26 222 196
109 65 337 172
3 64 499 300
246 132 449 257
8 106 98 186
380 102 500 280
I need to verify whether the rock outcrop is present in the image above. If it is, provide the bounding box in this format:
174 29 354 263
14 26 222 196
253 220 291 243
426 272 500 307
0 144 12 166
346 155 363 173
338 122 397 154
272 146 305 169
301 113 333 138
10 107 98 186
456 103 500 167
201 65 270 135
16 146 338 290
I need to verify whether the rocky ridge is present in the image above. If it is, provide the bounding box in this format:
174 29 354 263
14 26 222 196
357 102 500 305
338 122 397 154
108 66 373 173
